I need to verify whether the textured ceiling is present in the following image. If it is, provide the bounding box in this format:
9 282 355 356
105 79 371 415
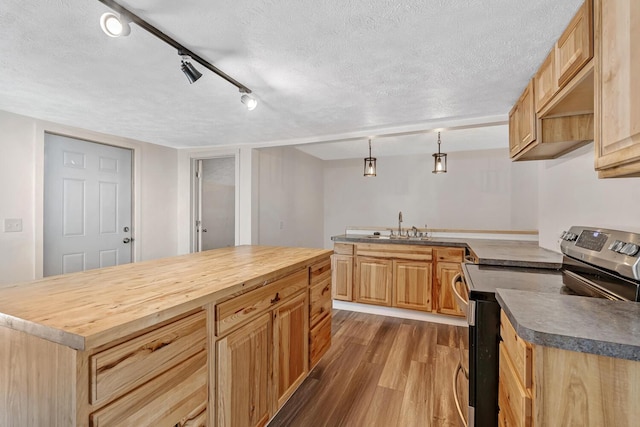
0 0 583 149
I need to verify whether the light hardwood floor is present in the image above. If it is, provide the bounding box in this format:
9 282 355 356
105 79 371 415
270 310 468 427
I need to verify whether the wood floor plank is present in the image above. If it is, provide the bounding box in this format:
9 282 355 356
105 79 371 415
378 323 418 391
364 315 403 365
432 345 463 427
398 361 435 427
270 310 466 427
358 386 405 427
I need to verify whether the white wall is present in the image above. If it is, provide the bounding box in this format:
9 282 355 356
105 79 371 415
257 146 324 248
0 110 179 285
323 148 539 248
538 143 640 252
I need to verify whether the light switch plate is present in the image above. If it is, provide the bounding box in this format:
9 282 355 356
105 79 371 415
4 218 23 232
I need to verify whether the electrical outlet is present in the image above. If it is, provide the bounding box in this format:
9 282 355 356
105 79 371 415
4 218 23 232
279 220 284 230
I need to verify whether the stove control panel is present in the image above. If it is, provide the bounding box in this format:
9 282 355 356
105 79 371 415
561 226 640 281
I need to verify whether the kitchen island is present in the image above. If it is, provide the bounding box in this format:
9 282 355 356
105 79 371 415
0 245 332 427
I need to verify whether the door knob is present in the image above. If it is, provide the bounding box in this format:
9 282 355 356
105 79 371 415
123 237 132 244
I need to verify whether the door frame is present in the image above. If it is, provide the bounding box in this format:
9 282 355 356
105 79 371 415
190 153 240 253
34 122 140 279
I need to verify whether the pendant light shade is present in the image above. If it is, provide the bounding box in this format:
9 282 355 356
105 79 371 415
432 132 447 174
364 139 377 177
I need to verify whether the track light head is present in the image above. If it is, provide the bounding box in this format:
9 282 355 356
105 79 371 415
100 12 131 37
240 93 258 111
181 60 202 84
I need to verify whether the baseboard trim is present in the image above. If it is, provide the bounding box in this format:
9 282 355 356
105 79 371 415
332 300 468 327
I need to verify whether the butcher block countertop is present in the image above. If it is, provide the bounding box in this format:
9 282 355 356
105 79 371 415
0 246 332 351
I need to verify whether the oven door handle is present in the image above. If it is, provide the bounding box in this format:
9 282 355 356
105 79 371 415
451 272 469 311
453 360 468 427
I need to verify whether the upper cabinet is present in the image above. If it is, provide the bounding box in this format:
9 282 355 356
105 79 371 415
510 0 594 161
556 0 594 87
594 0 640 177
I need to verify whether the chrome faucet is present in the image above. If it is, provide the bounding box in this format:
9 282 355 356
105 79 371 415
411 226 418 237
398 211 403 235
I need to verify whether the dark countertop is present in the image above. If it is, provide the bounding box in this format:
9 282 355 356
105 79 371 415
497 289 640 362
462 263 568 301
331 234 562 268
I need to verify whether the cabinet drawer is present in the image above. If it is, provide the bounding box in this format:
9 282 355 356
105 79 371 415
90 311 207 406
310 257 331 285
334 243 354 255
90 351 208 427
500 311 532 388
310 313 331 367
434 247 464 262
499 345 531 427
216 269 307 336
356 243 433 261
310 276 332 327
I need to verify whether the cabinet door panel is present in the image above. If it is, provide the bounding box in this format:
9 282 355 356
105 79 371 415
217 313 271 427
273 292 308 409
356 257 392 306
331 254 353 301
556 0 593 88
535 49 558 112
436 262 465 317
393 260 432 311
519 80 537 148
595 0 640 174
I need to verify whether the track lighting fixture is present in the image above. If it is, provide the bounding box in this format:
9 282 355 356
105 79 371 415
240 91 258 111
96 0 257 108
432 132 447 174
100 12 130 37
180 55 203 84
364 139 377 177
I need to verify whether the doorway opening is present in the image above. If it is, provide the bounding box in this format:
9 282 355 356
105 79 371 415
43 133 134 276
192 156 236 252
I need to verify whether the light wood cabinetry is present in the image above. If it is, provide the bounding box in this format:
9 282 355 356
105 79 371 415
594 0 640 177
309 258 332 367
534 51 558 112
356 256 393 306
392 260 433 311
0 247 332 427
556 0 593 87
434 248 465 317
213 269 310 427
273 292 309 409
331 244 354 301
216 313 271 427
510 0 594 161
498 311 533 427
499 310 640 426
332 242 465 318
509 80 537 157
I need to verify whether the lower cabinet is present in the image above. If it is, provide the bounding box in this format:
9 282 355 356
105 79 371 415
214 271 311 427
216 313 272 427
333 242 466 318
331 254 354 301
392 260 433 311
274 292 309 408
355 256 393 306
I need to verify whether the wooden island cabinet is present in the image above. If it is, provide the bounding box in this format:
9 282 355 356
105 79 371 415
0 246 332 427
332 242 466 318
499 311 640 427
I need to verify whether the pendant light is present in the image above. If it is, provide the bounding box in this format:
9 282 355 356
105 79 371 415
432 132 447 174
364 139 377 177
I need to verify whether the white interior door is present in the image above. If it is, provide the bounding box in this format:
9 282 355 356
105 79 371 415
44 133 133 276
193 157 235 252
